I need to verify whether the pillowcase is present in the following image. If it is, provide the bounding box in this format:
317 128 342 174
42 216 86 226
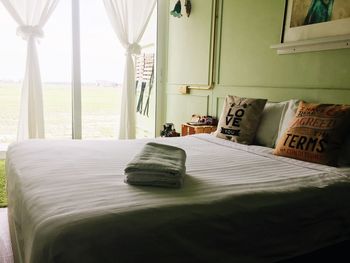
214 95 267 144
275 99 300 145
274 101 350 166
338 135 350 166
254 101 289 148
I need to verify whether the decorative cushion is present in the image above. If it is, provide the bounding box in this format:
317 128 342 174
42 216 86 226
214 95 267 145
255 101 289 148
274 101 350 166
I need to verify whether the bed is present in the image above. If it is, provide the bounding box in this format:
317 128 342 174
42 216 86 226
6 133 350 263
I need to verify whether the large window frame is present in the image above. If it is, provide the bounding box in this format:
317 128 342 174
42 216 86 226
71 0 82 139
0 0 160 158
71 0 158 140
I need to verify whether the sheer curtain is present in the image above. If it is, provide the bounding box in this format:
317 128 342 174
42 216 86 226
0 0 59 141
103 0 156 139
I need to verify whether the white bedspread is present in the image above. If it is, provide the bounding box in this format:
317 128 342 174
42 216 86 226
6 134 350 263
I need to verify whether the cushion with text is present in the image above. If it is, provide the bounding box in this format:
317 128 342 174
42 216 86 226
214 95 267 144
273 101 350 166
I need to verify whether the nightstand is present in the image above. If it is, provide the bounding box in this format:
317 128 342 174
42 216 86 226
181 123 217 136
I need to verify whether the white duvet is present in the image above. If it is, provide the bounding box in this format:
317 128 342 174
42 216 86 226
6 134 350 263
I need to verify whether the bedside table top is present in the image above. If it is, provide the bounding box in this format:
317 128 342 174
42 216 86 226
182 123 217 128
181 123 217 136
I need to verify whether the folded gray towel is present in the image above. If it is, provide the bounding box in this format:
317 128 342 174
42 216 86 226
124 142 187 188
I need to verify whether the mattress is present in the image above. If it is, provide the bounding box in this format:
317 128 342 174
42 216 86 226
6 134 350 263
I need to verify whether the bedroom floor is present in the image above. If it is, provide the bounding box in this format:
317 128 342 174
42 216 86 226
0 208 13 263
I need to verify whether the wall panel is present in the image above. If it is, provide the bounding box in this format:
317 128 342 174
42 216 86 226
163 0 350 129
167 0 214 85
218 0 350 89
165 92 210 132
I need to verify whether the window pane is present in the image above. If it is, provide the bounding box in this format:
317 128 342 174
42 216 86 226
0 1 72 143
41 0 72 139
0 5 25 145
80 0 122 139
136 7 157 139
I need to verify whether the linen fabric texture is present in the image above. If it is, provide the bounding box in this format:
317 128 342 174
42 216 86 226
124 142 187 188
274 101 350 166
103 0 156 139
6 134 350 263
0 0 60 140
214 95 267 145
255 101 289 148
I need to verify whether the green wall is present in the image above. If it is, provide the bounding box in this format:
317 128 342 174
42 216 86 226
164 0 350 130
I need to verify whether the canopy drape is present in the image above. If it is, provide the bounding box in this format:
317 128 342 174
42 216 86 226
103 0 156 139
0 0 59 141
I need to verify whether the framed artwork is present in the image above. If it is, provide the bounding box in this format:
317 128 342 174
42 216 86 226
281 0 350 43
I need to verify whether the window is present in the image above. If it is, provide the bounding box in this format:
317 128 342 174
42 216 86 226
0 0 157 147
0 5 25 145
80 0 123 139
41 0 72 139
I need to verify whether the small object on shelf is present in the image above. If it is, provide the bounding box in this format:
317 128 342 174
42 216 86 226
161 123 180 137
198 115 218 126
190 114 200 122
188 115 218 126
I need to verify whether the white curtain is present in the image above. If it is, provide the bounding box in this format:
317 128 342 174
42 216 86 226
103 0 156 139
0 0 59 141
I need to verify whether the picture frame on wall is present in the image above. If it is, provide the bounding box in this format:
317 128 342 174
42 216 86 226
283 0 350 42
272 0 350 54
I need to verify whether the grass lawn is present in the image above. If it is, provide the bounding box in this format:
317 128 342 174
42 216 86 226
0 160 6 207
0 83 122 207
0 82 122 144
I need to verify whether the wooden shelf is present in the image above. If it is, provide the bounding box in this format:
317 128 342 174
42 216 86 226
181 123 217 136
271 34 350 54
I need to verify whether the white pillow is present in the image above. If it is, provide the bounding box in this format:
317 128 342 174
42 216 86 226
254 101 288 148
275 99 300 146
338 135 350 167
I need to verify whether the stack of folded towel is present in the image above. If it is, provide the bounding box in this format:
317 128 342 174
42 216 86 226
124 142 187 188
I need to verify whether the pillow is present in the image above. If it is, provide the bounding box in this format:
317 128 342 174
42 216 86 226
338 135 350 166
274 101 350 166
275 99 300 145
254 101 289 148
214 95 267 144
